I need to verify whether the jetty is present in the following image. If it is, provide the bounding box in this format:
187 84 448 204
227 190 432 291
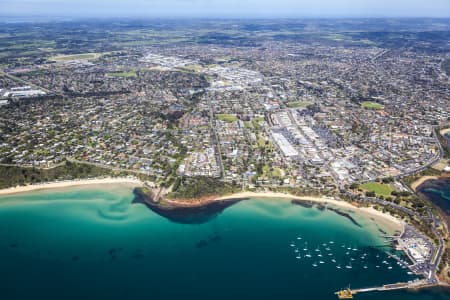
336 279 433 298
336 222 443 298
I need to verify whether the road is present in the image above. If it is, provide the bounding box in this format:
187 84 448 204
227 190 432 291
206 93 225 180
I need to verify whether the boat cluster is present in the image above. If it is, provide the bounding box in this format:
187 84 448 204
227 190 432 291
289 235 406 271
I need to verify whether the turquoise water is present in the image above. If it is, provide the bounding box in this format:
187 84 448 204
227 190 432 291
0 184 449 300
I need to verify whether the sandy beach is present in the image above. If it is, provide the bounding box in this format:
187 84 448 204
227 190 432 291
440 128 450 136
218 191 403 232
0 179 403 232
0 177 143 196
410 176 440 191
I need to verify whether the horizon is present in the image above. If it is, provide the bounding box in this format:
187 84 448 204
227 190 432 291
1 0 450 19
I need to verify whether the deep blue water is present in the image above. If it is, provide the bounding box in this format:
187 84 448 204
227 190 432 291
0 184 449 300
418 178 450 219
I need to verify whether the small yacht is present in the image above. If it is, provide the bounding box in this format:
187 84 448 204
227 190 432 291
336 265 341 269
388 265 393 270
319 261 325 264
296 255 301 259
331 259 337 263
305 253 312 258
318 254 323 257
345 264 352 269
312 262 318 267
363 265 368 269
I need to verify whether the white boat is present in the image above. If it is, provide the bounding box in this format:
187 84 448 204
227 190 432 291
336 265 341 269
318 254 322 257
331 259 337 263
319 261 325 264
312 262 318 267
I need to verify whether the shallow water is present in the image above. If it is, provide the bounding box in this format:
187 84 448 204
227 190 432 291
0 184 448 300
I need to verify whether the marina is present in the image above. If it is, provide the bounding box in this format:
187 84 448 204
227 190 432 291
0 186 448 300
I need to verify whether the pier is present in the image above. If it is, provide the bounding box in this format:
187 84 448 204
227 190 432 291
336 221 443 299
336 279 434 298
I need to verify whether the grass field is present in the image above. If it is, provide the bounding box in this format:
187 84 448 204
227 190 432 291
286 101 313 108
107 71 137 78
361 101 384 110
50 53 101 62
216 114 238 122
361 182 394 197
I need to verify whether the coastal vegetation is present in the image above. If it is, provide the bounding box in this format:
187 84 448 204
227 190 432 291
0 161 153 189
403 168 442 187
167 177 240 200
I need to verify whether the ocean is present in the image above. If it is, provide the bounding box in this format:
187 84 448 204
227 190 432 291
0 184 449 300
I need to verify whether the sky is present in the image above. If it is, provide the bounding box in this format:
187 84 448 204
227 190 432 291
1 0 450 18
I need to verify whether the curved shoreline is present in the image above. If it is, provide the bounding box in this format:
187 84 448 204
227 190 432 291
0 177 143 196
0 179 403 232
440 128 450 136
217 191 403 232
411 175 450 192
